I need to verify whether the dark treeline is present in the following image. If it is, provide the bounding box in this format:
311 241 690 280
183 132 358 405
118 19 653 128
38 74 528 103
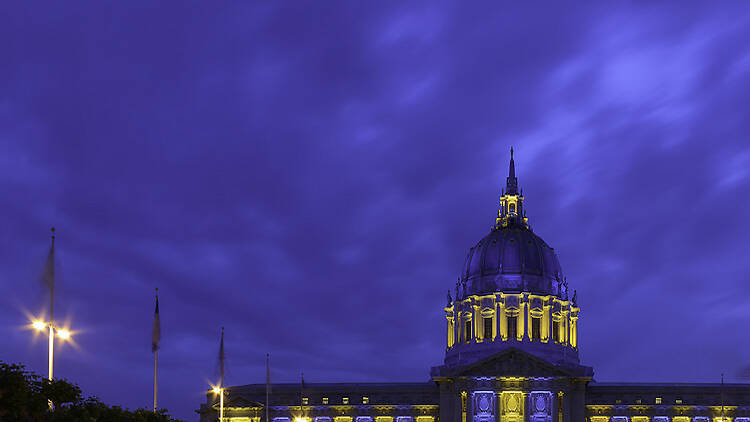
0 362 184 422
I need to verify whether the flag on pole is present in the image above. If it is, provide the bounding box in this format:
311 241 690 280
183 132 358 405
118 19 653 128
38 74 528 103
152 290 160 353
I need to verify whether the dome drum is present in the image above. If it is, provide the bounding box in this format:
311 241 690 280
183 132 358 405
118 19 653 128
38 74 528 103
444 292 580 368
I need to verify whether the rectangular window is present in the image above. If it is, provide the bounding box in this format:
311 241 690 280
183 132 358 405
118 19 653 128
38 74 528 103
362 396 369 404
552 320 560 342
531 317 541 340
465 321 472 343
483 317 493 340
342 397 349 404
323 397 329 405
507 316 517 339
675 398 682 404
655 397 662 404
302 397 309 405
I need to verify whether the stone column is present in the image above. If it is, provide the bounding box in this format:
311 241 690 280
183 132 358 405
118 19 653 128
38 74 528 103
497 295 506 341
521 295 528 341
471 300 482 343
496 391 503 422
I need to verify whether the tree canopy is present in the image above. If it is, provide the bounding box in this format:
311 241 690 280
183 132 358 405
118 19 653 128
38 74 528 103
0 361 184 422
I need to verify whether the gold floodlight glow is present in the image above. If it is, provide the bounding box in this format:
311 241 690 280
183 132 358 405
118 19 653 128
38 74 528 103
32 320 47 331
57 329 71 340
295 418 310 422
212 386 221 395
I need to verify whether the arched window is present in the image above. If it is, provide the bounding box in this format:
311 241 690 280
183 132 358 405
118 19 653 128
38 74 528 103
509 203 516 213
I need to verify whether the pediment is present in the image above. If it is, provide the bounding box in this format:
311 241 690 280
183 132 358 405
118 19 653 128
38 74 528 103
454 347 573 378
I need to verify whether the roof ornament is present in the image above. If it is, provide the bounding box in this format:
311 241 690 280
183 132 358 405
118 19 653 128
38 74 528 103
506 147 518 195
447 290 452 306
572 290 578 307
562 277 569 300
556 273 563 297
455 278 461 301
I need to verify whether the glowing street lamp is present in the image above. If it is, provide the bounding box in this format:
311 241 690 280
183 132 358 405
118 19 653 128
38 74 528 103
29 318 74 379
211 385 225 422
56 329 71 340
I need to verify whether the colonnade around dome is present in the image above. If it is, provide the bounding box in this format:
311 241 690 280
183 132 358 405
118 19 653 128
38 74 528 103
445 293 579 351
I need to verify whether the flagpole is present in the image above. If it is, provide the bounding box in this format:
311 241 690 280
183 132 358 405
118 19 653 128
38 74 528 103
266 353 270 422
220 327 225 422
47 228 56 411
721 373 726 422
154 347 158 412
153 288 160 413
48 227 55 381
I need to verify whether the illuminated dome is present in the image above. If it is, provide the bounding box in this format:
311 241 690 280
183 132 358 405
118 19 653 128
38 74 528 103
461 223 563 297
441 148 581 369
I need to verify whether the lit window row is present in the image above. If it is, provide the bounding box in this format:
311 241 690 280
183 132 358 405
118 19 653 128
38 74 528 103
302 397 370 405
588 417 749 422
287 417 433 422
608 397 713 405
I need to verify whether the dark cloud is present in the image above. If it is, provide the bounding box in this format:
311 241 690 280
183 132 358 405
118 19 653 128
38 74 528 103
2 2 750 420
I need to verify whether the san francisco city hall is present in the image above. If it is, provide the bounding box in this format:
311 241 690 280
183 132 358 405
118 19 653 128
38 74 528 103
200 151 750 422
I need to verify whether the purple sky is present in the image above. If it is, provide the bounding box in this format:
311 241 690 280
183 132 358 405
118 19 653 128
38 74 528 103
2 2 750 421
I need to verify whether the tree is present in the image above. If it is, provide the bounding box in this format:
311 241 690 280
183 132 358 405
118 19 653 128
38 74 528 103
0 361 184 422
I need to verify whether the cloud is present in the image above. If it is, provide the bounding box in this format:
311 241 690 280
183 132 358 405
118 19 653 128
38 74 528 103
2 2 750 420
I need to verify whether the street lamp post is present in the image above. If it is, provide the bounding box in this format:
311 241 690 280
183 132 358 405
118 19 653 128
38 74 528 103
31 320 73 383
212 386 224 422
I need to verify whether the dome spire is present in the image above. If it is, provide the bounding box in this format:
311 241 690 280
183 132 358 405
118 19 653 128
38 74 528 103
506 147 518 195
495 147 528 229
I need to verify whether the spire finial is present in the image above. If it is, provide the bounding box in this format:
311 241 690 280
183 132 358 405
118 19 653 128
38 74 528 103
506 147 518 195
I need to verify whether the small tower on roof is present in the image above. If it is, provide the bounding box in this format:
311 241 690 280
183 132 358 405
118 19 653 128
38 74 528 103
495 147 529 229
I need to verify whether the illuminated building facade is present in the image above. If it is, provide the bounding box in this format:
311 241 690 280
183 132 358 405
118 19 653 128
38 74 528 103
199 150 750 422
